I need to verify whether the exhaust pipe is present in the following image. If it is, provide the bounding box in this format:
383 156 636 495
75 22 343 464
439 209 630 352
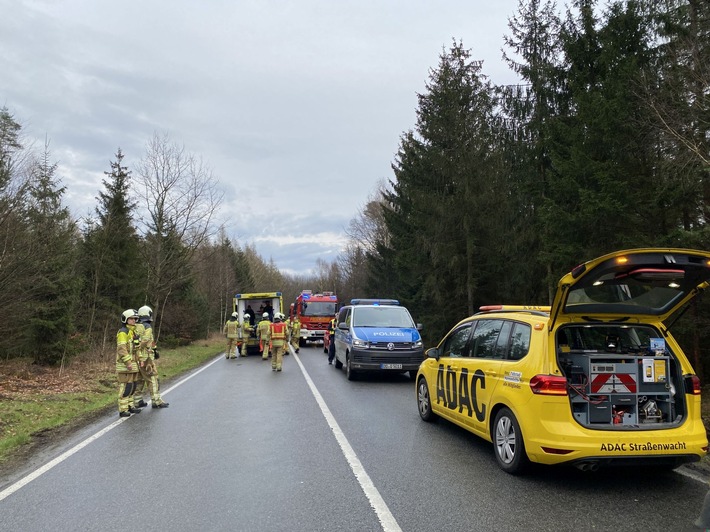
575 461 600 472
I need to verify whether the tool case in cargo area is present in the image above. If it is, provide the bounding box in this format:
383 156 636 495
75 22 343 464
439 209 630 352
568 353 674 427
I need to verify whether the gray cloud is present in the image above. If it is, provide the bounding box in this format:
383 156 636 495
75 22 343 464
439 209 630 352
1 0 520 274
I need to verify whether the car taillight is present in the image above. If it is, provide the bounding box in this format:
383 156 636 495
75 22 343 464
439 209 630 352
530 375 568 395
686 375 702 395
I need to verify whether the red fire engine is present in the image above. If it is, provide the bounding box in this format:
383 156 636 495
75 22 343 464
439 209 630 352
290 290 338 346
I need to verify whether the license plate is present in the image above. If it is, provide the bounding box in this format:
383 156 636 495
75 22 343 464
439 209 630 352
381 363 402 370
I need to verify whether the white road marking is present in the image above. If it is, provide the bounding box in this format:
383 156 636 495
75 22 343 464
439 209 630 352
0 355 223 502
291 346 403 532
2 348 403 532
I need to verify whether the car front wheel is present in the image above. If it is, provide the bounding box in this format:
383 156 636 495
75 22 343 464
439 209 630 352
346 356 357 380
417 377 437 422
493 407 528 474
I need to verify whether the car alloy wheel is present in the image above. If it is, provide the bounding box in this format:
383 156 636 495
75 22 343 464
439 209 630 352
417 378 436 422
493 407 528 474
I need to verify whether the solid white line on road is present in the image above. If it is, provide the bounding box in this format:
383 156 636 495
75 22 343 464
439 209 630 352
0 354 224 503
291 347 403 532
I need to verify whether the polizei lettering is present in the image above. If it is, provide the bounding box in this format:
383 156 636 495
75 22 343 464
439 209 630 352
435 364 486 422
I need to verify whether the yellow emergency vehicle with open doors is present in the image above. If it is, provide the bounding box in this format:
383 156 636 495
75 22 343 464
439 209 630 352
415 248 710 474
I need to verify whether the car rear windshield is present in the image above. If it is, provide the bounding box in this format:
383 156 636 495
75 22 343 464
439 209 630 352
353 306 415 328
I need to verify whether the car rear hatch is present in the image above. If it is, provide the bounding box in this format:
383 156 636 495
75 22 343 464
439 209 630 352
549 248 710 430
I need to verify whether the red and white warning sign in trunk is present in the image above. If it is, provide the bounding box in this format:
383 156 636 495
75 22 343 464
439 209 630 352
590 363 638 393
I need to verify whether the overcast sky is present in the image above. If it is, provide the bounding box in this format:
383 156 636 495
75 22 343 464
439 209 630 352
1 0 521 275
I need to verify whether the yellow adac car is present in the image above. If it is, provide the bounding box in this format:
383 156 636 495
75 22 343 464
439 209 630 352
415 248 710 474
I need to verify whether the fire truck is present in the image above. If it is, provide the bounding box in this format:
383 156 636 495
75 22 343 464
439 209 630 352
233 291 284 355
290 290 338 346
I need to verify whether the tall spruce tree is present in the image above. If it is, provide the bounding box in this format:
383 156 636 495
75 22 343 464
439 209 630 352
543 0 660 279
378 42 500 341
24 140 80 365
80 149 143 341
501 0 566 303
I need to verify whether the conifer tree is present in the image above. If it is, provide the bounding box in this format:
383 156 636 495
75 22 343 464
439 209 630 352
24 140 80 365
80 149 144 340
378 42 500 340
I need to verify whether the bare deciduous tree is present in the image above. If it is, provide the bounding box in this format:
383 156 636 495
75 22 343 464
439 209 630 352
135 132 224 337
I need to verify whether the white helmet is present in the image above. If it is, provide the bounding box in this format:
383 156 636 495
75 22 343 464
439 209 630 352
138 305 153 319
262 312 269 318
243 313 250 321
121 309 139 324
231 312 238 319
274 314 282 322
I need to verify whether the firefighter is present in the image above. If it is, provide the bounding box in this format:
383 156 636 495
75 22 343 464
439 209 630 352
135 305 169 408
223 311 240 359
241 313 253 357
290 315 301 353
282 313 291 355
257 312 271 359
116 309 141 417
327 314 337 365
269 313 288 371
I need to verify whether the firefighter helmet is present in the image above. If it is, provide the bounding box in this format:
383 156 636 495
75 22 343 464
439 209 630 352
231 312 238 319
274 313 282 322
262 312 269 318
121 309 139 324
138 305 153 319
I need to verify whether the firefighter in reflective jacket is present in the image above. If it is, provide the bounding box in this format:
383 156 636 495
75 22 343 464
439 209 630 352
116 309 141 418
223 311 241 359
135 305 169 408
257 312 271 359
240 314 253 357
327 315 337 365
290 316 301 353
269 314 288 371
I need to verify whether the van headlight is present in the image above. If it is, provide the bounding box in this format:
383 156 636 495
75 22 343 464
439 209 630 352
414 340 423 349
353 339 369 349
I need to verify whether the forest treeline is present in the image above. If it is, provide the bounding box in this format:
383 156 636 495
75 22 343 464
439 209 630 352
1 1 709 376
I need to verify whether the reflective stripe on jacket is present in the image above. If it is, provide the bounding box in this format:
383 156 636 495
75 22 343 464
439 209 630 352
270 322 287 346
116 325 137 373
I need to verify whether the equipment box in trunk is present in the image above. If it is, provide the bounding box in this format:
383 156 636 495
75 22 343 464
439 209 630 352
558 324 683 430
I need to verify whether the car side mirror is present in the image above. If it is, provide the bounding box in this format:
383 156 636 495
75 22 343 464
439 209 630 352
426 347 440 359
416 323 423 330
338 322 347 330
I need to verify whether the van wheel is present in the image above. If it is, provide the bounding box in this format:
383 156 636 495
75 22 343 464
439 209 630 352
417 377 437 422
346 356 357 380
493 407 528 474
334 356 343 369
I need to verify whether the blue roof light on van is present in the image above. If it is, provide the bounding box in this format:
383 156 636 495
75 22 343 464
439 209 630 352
350 298 400 306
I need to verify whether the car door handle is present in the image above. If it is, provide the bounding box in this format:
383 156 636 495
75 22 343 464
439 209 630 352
485 370 498 377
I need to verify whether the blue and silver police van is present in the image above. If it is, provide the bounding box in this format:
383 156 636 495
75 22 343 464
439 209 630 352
332 299 424 381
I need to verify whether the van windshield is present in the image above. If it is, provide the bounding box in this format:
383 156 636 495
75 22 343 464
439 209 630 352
353 306 415 328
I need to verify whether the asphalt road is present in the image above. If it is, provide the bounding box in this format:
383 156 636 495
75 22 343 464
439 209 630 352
1 344 708 532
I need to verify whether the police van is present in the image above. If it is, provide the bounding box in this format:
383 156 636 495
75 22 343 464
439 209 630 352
332 299 424 381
